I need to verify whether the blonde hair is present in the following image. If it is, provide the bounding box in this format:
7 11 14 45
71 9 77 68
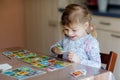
61 4 97 38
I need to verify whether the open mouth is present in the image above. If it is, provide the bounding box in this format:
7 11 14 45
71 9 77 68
69 36 76 40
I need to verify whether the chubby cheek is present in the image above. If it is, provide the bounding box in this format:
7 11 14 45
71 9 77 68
76 31 81 35
76 31 84 37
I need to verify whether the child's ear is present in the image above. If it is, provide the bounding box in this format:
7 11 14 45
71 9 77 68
84 22 89 30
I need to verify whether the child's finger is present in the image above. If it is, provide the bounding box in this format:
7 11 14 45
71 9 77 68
52 47 63 54
67 53 74 62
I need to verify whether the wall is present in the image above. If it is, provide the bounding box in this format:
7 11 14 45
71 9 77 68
0 0 25 49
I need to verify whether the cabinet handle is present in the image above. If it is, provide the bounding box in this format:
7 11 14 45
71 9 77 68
99 21 111 25
111 34 120 38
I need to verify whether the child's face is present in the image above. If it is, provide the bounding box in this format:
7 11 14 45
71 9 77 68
63 23 88 40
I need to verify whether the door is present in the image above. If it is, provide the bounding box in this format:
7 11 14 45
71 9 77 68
24 0 62 55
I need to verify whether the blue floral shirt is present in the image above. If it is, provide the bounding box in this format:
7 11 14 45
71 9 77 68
50 34 101 68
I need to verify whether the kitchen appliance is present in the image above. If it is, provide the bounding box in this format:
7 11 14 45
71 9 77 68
98 0 108 12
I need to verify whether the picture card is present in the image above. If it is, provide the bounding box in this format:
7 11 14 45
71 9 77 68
71 69 87 77
2 66 46 80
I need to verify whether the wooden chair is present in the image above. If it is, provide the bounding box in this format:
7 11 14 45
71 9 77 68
100 51 118 72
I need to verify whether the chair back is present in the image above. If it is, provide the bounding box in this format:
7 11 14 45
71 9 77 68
100 51 118 72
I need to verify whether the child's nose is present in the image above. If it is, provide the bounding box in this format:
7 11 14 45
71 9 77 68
68 30 74 35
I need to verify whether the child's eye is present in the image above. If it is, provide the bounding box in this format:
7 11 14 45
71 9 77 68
64 29 68 31
72 30 77 32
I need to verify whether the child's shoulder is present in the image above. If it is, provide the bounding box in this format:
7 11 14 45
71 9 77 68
85 34 99 44
87 34 97 40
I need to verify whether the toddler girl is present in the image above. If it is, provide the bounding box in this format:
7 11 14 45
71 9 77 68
50 4 101 68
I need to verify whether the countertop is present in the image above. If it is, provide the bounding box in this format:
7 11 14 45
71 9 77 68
59 5 120 18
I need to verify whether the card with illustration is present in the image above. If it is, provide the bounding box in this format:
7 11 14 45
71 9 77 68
3 50 71 72
21 56 55 63
71 69 87 77
21 55 71 71
32 59 64 71
2 66 46 80
2 50 37 59
31 56 71 71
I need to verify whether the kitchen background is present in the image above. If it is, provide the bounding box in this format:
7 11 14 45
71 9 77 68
0 0 120 80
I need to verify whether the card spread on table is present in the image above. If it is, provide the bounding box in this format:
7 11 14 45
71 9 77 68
71 69 87 77
2 50 37 59
2 66 46 80
22 55 71 71
3 50 71 72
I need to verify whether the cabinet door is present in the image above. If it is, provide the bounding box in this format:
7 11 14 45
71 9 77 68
96 29 120 80
25 0 61 55
92 15 120 32
96 29 120 52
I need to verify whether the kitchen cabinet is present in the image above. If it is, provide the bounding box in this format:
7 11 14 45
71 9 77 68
92 15 120 80
24 0 61 55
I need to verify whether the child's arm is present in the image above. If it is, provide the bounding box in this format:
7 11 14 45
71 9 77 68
81 39 101 68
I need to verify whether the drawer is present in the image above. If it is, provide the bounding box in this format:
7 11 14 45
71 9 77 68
92 15 120 33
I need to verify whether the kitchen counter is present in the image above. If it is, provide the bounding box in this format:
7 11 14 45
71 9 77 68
87 4 120 18
59 5 120 18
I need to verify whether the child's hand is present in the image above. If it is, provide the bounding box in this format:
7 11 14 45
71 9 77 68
52 46 63 55
67 52 80 63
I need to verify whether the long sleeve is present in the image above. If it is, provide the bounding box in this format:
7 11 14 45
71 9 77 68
80 38 101 68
